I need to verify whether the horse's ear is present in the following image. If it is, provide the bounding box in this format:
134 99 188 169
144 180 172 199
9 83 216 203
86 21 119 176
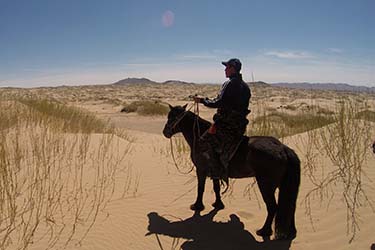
182 104 188 110
168 104 173 110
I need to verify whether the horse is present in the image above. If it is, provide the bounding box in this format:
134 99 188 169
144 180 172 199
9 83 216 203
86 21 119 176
162 104 301 240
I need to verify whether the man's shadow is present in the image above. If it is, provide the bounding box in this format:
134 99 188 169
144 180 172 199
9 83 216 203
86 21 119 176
146 209 292 250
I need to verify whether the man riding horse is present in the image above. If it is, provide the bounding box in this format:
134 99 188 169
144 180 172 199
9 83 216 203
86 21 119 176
194 58 251 185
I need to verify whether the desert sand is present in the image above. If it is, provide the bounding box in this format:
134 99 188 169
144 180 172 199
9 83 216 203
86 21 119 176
1 83 374 250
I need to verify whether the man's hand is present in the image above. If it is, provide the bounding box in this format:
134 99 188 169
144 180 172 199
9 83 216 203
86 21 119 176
189 95 204 103
193 96 202 103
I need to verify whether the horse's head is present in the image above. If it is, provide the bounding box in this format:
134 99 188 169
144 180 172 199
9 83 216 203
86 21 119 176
163 104 188 138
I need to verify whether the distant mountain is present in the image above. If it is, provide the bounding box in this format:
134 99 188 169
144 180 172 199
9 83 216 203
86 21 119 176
112 78 196 85
162 80 194 85
111 78 375 93
272 82 375 93
248 81 269 87
113 78 157 85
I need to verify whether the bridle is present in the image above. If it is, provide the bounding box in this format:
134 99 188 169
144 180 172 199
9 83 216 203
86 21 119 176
166 103 195 135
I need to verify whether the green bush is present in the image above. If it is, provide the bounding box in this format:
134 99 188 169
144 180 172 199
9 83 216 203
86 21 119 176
355 109 375 122
121 100 169 116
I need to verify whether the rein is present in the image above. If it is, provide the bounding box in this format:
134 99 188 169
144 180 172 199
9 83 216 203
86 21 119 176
169 102 201 174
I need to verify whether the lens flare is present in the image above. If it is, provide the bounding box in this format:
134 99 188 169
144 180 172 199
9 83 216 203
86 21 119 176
162 10 174 27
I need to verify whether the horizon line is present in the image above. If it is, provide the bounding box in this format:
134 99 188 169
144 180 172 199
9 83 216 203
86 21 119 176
1 77 374 89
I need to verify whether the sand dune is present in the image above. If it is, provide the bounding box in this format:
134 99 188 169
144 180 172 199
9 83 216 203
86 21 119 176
1 84 374 250
73 128 375 250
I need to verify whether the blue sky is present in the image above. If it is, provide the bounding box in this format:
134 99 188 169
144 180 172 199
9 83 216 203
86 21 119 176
1 0 374 87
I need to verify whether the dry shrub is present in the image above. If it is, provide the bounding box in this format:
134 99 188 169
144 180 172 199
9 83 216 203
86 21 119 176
121 100 169 116
355 109 375 122
302 99 374 242
248 109 334 139
18 98 110 133
0 97 134 249
157 135 194 175
247 99 374 242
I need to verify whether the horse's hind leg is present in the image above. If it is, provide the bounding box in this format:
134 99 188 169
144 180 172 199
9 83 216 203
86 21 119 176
256 180 277 238
212 179 225 210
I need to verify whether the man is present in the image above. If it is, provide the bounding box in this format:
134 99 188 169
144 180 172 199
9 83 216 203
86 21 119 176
194 58 251 184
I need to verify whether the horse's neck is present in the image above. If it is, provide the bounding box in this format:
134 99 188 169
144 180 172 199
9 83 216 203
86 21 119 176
180 113 209 149
180 116 197 149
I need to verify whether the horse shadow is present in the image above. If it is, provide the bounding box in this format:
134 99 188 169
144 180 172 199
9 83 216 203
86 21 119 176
146 209 292 250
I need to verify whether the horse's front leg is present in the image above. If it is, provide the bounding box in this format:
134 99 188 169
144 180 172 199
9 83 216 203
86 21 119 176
212 179 225 210
190 170 206 211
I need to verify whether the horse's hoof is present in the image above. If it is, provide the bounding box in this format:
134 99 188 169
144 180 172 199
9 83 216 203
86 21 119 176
190 203 204 211
256 227 273 237
212 201 225 210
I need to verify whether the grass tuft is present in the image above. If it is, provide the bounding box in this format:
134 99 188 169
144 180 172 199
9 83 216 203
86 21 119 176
18 98 111 133
121 100 169 116
248 110 334 138
302 99 373 243
0 97 134 249
355 109 375 122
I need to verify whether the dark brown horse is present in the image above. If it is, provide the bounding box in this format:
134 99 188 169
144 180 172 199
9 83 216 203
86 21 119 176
163 104 301 240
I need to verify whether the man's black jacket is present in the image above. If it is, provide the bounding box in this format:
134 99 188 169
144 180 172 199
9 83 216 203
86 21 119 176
202 73 251 116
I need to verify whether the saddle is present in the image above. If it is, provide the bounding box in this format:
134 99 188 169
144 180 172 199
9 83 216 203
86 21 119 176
225 136 255 178
226 135 249 164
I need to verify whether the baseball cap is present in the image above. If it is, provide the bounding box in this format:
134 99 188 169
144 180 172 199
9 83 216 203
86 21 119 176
221 58 242 72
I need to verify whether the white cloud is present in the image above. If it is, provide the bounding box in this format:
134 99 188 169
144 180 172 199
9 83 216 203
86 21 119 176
328 48 343 53
177 54 218 60
264 50 315 59
2 53 374 87
175 49 235 61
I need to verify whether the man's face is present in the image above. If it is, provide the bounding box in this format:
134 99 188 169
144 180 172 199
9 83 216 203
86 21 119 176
225 65 236 78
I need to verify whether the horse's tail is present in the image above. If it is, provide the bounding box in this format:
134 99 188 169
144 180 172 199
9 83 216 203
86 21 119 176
275 146 301 240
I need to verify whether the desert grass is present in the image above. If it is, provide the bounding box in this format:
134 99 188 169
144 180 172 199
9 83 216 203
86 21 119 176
155 135 194 176
355 109 375 122
0 97 133 250
18 97 111 133
121 100 169 116
246 98 374 241
247 103 335 139
301 99 374 242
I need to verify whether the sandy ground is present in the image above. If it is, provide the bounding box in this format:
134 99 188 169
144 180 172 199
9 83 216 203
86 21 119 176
2 83 375 250
67 129 373 250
